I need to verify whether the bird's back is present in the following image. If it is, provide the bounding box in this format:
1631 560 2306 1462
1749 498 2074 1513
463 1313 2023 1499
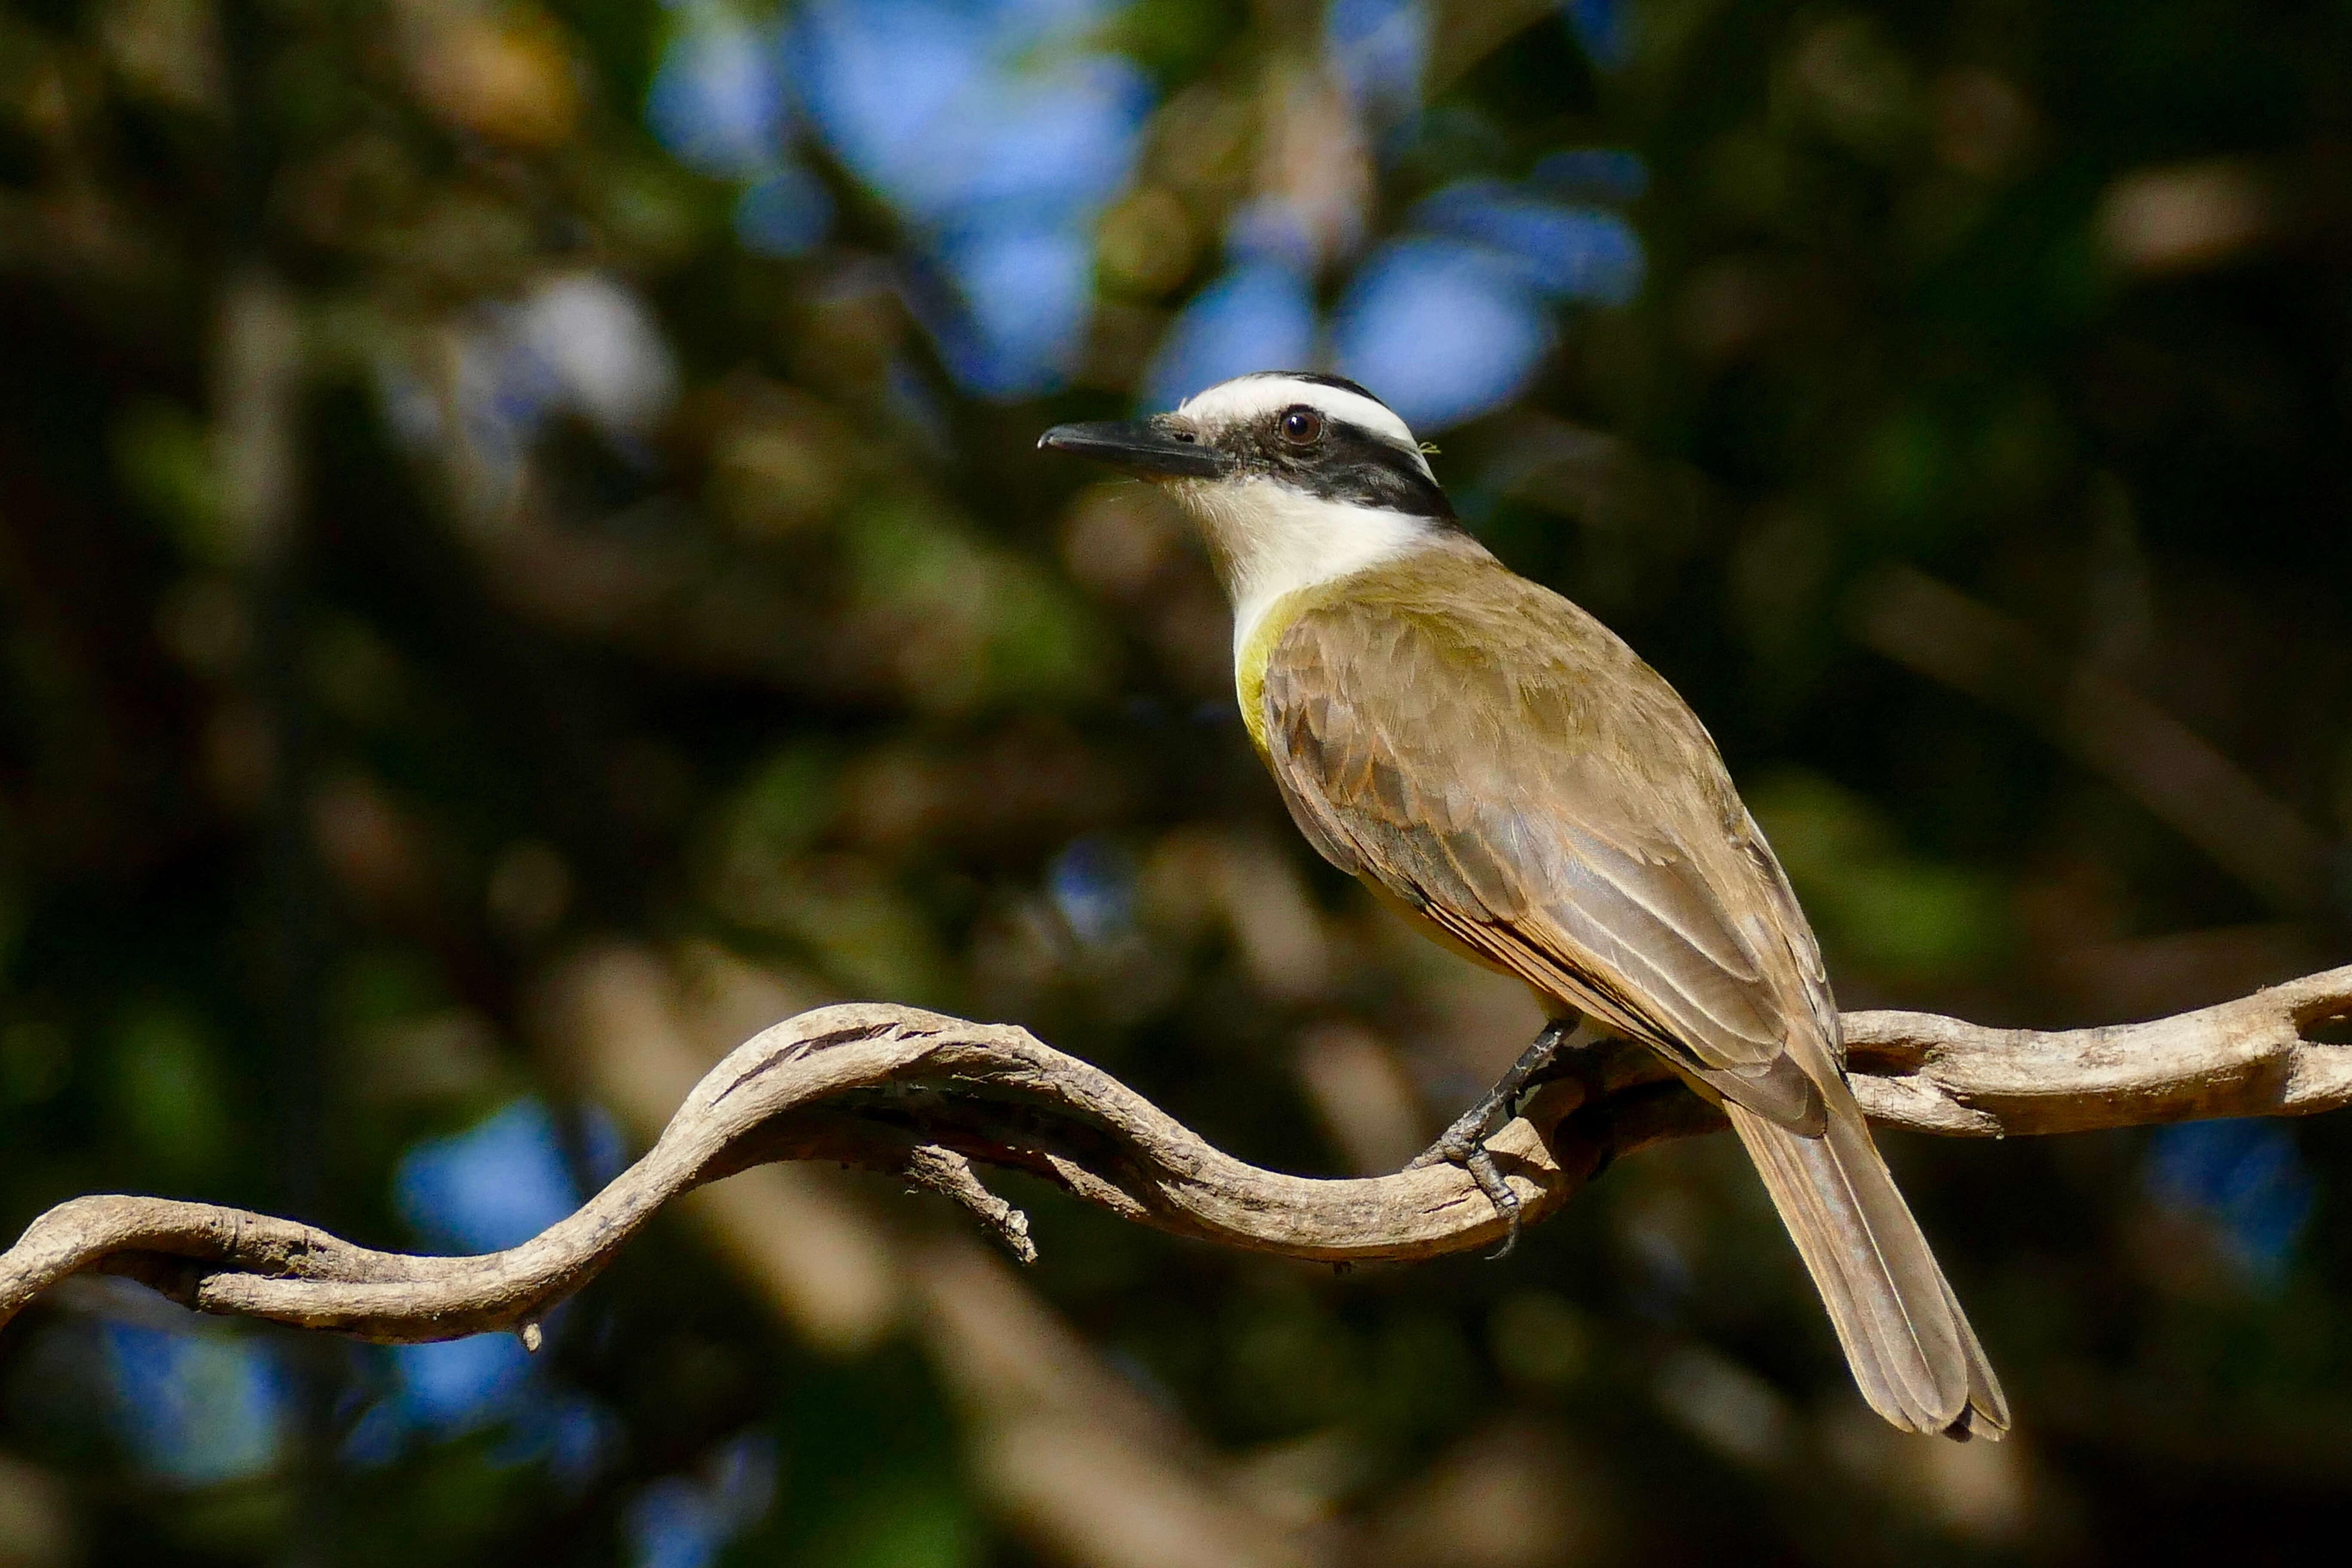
1254 544 2009 1437
1253 542 1843 1129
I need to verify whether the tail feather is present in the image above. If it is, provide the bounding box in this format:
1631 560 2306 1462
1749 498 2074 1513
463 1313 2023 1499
1725 1096 2008 1440
1939 1269 2012 1439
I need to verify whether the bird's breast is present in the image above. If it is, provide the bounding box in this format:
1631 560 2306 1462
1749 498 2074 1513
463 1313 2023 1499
1232 582 1329 758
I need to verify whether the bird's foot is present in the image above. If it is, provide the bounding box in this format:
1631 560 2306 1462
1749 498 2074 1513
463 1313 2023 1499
1421 1122 1523 1258
1409 1018 1583 1259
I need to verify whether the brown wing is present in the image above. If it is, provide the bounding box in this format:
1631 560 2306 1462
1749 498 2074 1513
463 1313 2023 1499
1259 551 2009 1438
1261 553 1835 1130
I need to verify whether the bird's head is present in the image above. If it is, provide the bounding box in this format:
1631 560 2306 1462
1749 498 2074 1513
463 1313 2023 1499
1039 373 1459 631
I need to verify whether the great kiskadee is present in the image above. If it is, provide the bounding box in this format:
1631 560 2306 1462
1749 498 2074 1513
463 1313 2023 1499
1041 372 2007 1440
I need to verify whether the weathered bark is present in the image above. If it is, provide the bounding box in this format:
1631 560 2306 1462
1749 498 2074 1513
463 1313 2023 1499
5 965 2349 1342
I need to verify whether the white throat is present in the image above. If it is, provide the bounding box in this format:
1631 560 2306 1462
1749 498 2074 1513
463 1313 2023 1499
1174 479 1444 658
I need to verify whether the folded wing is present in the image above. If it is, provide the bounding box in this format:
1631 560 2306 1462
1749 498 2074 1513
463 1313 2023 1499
1260 565 1836 1131
1258 558 2009 1437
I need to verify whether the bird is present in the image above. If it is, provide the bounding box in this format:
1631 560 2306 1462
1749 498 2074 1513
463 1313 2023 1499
1039 371 2008 1440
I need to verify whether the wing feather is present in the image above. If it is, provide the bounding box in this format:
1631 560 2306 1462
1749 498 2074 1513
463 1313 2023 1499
1256 551 2008 1437
1261 557 1833 1128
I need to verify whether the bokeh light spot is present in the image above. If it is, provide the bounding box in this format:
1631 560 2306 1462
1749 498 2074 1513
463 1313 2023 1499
1143 261 1318 410
1332 237 1553 430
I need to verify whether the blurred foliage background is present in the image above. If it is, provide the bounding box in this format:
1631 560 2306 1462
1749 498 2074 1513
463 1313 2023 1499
2 0 2350 1562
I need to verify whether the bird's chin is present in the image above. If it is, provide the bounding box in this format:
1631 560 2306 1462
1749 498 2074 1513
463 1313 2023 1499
1153 474 1215 504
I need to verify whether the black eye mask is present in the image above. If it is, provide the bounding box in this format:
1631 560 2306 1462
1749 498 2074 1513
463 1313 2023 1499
1218 416 1456 521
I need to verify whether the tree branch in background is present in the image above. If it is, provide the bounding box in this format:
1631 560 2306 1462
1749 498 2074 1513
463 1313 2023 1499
1851 565 2333 918
4 964 2350 1343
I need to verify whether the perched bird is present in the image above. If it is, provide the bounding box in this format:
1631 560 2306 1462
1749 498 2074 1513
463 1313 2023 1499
1040 372 2007 1440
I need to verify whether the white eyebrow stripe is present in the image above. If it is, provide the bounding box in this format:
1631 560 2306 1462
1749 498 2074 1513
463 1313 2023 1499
1176 375 1432 479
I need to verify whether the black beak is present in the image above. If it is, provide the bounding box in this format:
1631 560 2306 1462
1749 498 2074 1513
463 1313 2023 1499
1037 418 1228 479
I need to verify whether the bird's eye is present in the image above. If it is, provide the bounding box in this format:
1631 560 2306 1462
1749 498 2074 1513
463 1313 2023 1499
1277 407 1323 446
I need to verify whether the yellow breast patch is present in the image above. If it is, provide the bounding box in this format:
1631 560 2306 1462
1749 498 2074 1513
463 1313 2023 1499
1234 588 1319 758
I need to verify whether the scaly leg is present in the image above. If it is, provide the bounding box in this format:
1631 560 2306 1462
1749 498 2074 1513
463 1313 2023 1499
1409 1017 1589 1258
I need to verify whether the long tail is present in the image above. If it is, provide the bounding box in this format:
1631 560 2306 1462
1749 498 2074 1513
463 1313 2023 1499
1725 1093 2009 1439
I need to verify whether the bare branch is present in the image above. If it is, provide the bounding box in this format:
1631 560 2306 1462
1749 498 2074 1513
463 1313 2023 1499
6 966 2351 1343
1852 566 2332 916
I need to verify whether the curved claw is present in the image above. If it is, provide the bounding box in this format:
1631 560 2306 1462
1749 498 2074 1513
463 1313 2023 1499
1410 1018 1585 1257
1415 1124 1523 1258
1466 1147 1522 1259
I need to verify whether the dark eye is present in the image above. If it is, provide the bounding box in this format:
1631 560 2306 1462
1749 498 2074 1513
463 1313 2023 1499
1277 406 1322 446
